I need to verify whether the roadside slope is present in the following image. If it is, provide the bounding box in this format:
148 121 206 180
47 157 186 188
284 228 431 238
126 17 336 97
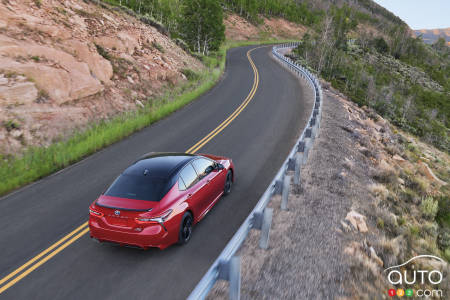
210 80 449 299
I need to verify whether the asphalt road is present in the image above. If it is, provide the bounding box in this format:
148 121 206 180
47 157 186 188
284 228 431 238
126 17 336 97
0 45 313 300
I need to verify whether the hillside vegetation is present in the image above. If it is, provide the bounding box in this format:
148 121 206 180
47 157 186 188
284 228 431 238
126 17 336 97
288 4 449 152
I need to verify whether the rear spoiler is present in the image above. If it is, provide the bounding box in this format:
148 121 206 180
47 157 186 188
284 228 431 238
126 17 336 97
95 201 153 212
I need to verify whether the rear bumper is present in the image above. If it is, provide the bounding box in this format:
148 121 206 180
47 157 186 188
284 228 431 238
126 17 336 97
89 218 173 250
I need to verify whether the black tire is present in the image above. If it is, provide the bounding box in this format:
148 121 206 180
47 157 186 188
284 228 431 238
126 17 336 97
223 170 233 196
178 212 193 245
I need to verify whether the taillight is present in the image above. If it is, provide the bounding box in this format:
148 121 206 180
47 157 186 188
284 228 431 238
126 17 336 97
89 208 104 218
135 209 173 224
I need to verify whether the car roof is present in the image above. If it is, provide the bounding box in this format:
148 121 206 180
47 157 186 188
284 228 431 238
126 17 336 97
124 152 198 179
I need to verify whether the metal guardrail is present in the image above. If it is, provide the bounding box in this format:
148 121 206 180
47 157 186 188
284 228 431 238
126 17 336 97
188 43 323 300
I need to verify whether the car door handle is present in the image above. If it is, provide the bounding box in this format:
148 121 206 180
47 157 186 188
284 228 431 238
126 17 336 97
206 179 211 184
187 193 192 198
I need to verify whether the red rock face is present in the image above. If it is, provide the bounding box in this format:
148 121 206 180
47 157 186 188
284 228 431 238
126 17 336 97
0 0 203 154
224 13 307 41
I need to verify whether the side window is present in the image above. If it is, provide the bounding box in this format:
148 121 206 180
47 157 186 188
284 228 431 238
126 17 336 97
179 163 198 190
192 158 214 179
178 176 186 191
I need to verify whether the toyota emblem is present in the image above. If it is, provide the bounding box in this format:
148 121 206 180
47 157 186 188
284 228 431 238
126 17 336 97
114 210 120 216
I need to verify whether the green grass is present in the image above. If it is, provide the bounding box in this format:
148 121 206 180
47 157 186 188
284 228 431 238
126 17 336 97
0 38 295 196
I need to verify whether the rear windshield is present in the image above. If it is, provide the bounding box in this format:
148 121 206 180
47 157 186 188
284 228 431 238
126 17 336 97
105 174 168 202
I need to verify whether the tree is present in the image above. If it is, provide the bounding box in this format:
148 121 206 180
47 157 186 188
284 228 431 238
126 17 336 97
372 37 389 54
180 0 225 54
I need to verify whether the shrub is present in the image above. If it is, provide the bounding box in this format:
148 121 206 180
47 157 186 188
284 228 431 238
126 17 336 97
436 195 450 227
152 41 165 53
111 57 132 78
400 188 418 203
3 120 21 132
95 44 111 60
174 38 189 52
181 69 200 81
444 248 450 262
371 37 389 54
437 228 449 251
377 218 385 229
37 89 49 103
410 225 420 236
405 176 429 196
373 168 397 184
421 196 439 220
140 14 168 36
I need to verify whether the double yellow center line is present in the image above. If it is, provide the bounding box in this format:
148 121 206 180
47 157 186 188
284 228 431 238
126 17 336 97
0 46 261 294
186 48 260 154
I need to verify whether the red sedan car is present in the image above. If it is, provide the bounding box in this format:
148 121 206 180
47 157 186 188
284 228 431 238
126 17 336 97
89 152 234 250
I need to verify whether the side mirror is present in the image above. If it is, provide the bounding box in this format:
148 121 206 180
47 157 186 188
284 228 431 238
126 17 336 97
215 163 225 170
205 165 214 174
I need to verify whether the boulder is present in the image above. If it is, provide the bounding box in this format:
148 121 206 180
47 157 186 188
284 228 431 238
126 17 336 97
345 210 368 233
64 40 113 84
341 220 352 232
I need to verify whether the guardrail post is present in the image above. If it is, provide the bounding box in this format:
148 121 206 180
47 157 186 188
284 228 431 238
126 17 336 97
304 137 311 161
274 179 283 194
305 128 312 138
218 257 241 300
313 109 319 118
252 208 273 249
294 152 302 185
288 157 296 171
259 208 273 249
281 175 291 210
315 113 321 138
311 125 317 139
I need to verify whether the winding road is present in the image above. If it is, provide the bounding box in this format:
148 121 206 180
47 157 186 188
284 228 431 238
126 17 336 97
0 45 313 299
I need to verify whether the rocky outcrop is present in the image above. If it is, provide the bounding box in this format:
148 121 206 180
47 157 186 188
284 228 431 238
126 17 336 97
345 210 369 233
224 13 306 41
0 74 38 105
0 0 203 154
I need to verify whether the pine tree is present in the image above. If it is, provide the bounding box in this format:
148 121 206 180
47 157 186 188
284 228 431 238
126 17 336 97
180 0 225 54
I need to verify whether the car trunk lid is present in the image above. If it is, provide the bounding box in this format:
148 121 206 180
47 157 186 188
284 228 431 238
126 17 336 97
96 195 157 211
95 195 157 228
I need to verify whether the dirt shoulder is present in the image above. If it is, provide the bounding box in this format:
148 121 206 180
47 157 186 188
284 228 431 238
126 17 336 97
208 83 449 299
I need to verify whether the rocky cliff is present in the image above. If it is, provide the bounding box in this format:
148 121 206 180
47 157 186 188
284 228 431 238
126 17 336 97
0 0 203 154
